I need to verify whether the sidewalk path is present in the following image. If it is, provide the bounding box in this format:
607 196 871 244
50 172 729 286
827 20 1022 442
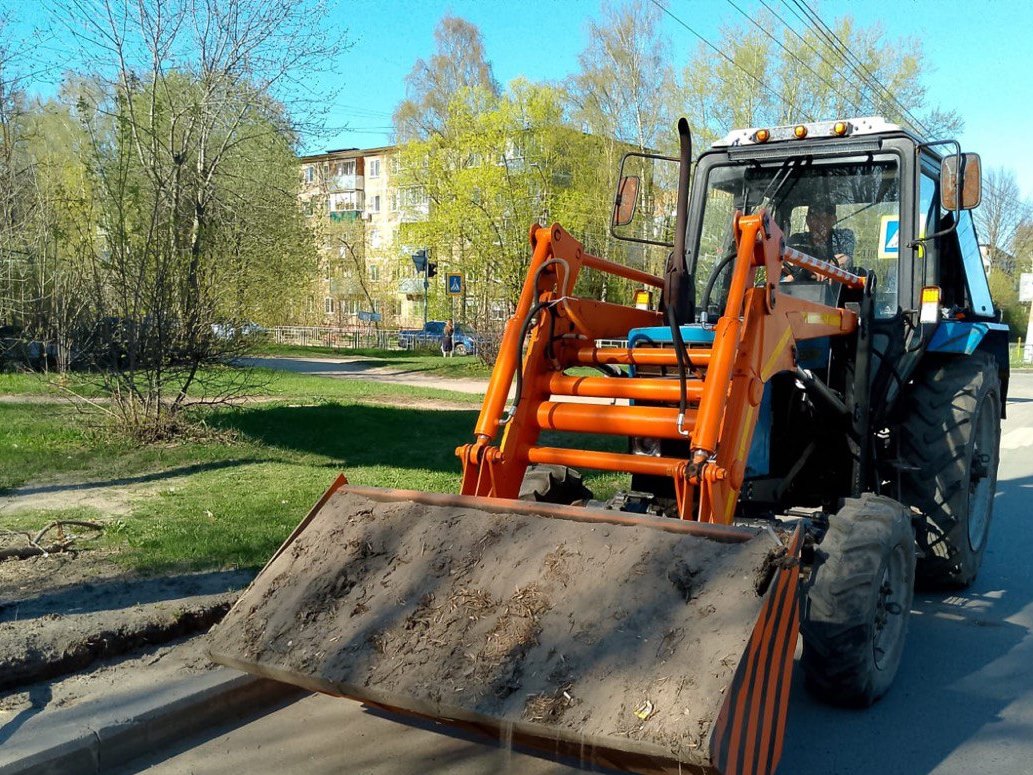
240 356 624 406
239 356 493 396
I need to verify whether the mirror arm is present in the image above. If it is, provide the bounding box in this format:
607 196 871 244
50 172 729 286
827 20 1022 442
911 139 962 247
610 150 679 248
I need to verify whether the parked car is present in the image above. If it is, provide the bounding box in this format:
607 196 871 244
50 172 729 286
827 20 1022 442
398 321 479 355
211 321 266 340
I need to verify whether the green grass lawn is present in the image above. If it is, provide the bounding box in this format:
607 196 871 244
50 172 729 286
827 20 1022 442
1 367 627 574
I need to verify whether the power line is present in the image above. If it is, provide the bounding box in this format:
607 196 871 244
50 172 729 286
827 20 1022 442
721 0 864 119
756 0 874 112
784 0 1021 217
649 0 785 106
788 0 930 135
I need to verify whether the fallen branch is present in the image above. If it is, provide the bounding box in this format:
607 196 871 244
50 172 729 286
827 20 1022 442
0 520 105 560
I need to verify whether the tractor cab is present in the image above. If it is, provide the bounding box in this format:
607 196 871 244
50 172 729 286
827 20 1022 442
615 116 1008 514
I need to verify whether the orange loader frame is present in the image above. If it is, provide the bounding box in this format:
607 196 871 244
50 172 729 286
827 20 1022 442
457 211 864 523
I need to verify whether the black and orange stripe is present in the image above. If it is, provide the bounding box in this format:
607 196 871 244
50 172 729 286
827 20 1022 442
709 527 803 775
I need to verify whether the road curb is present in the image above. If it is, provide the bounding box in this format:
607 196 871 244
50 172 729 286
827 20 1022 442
0 668 302 775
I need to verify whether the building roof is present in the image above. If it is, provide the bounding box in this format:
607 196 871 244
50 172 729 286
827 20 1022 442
300 144 398 164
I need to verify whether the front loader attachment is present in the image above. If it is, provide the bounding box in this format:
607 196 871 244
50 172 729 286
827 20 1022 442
210 477 802 775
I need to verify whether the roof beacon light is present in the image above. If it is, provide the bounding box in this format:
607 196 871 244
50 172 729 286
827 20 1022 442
833 121 850 136
754 128 771 143
793 125 808 139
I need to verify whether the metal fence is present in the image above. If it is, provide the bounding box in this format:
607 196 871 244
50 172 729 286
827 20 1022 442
269 326 405 351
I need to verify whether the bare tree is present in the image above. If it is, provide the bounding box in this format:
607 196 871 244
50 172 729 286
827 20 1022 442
974 167 1032 265
55 0 340 438
392 16 499 142
566 0 676 153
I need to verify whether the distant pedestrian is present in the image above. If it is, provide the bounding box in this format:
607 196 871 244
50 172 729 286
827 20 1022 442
441 319 454 358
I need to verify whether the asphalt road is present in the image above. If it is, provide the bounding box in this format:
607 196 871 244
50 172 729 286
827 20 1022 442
119 372 1033 775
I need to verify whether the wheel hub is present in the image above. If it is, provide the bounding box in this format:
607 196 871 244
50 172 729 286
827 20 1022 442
873 549 907 670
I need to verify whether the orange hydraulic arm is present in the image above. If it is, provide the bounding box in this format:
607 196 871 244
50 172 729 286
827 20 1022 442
457 213 863 524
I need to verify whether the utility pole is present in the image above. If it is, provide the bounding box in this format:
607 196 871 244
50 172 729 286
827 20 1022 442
412 249 428 326
1023 270 1033 363
411 249 438 326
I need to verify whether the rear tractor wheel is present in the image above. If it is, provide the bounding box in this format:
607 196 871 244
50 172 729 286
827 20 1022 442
897 353 1002 587
519 465 593 505
801 493 916 706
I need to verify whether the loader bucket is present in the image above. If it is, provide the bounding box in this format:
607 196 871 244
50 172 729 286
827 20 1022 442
209 477 802 775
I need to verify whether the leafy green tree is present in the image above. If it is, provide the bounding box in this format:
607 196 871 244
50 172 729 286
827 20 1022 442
679 14 960 145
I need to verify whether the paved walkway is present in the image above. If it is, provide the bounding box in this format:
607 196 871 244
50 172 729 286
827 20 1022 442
241 356 624 406
239 356 493 396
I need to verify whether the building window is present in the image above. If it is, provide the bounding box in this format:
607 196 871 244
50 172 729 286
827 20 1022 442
390 192 399 211
372 195 381 213
369 227 381 249
324 297 335 315
368 263 380 282
369 158 381 178
305 166 314 183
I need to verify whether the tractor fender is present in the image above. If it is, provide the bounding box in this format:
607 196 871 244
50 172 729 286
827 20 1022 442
926 321 1010 413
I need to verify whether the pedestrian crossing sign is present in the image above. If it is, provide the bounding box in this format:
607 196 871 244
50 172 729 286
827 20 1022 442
447 273 464 296
878 215 899 259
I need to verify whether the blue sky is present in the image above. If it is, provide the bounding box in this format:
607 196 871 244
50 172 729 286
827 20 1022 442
315 0 1033 199
8 0 1033 197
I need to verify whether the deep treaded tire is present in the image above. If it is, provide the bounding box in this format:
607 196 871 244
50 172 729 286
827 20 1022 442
898 352 1001 587
518 465 593 505
801 494 915 707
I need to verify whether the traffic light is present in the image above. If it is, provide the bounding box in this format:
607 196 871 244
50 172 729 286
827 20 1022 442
427 261 438 278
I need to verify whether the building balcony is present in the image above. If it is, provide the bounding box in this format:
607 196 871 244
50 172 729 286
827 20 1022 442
329 210 361 223
328 174 364 192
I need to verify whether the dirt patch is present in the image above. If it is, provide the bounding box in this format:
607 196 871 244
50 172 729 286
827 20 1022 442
0 474 201 517
210 490 777 769
0 554 252 691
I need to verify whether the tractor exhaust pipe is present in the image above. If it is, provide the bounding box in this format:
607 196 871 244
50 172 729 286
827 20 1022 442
665 118 694 433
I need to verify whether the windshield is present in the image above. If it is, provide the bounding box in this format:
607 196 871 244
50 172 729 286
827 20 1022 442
694 153 901 317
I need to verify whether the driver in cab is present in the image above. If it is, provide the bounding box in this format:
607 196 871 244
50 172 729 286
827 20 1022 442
783 199 855 281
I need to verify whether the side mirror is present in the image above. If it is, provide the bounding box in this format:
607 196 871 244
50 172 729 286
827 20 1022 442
612 175 640 227
941 152 981 211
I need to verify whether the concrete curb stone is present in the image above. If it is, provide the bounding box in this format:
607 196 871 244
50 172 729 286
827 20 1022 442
0 668 301 775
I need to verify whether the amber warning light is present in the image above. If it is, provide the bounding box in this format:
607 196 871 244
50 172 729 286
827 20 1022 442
754 128 771 143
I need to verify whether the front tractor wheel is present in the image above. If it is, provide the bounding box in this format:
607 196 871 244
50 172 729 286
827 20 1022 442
518 465 593 505
897 353 1002 587
801 494 916 706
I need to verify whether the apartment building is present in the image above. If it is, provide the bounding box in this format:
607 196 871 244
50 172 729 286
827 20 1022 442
298 146 427 327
